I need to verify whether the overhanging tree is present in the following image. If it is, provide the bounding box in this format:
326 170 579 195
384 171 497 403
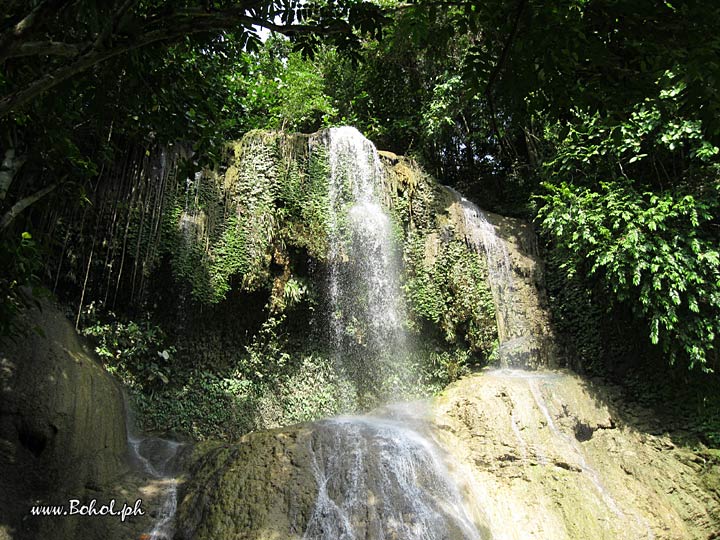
0 0 386 118
0 0 387 231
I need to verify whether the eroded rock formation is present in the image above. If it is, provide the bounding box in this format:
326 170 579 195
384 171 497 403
174 370 720 539
0 298 157 540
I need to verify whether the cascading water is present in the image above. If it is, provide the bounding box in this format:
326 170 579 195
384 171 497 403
302 127 484 539
128 434 183 540
325 126 408 404
168 128 707 540
304 407 481 540
449 188 546 368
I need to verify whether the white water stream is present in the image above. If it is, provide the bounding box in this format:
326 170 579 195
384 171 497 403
449 188 547 368
325 126 409 403
304 409 482 540
128 434 183 540
302 127 484 539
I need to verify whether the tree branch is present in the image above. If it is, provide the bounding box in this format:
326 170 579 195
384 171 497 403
0 5 353 118
0 182 56 230
484 0 526 97
9 40 81 58
0 0 72 62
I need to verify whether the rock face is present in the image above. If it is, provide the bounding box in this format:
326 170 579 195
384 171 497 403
175 369 720 540
0 297 130 539
434 370 720 540
175 429 319 539
176 412 482 540
480 211 558 368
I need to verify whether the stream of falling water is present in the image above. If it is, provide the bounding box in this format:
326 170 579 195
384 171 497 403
114 128 669 539
304 406 481 540
128 435 183 540
449 188 544 368
325 126 409 405
303 127 484 539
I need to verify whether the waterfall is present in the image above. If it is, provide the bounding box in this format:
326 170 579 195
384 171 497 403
325 126 408 404
128 434 183 539
449 188 548 368
300 127 484 539
451 189 513 339
162 128 700 539
303 406 481 540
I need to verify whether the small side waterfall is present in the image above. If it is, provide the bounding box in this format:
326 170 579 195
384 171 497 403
449 188 552 368
128 434 183 539
451 190 514 341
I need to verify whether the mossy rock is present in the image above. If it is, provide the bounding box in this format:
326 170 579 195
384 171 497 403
0 295 130 539
175 429 319 539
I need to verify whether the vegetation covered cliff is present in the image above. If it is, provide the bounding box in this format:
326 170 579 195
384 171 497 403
32 128 519 439
1 2 719 539
1 0 718 437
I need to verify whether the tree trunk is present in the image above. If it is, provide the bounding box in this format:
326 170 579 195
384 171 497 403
0 148 25 201
0 182 57 230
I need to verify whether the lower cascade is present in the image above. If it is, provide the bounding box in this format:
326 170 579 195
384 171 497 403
303 408 483 540
129 434 184 539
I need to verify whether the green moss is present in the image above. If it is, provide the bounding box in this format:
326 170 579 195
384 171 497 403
404 237 497 358
157 132 331 305
379 153 497 360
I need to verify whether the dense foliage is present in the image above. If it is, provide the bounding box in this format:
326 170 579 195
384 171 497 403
343 0 720 373
539 180 719 369
405 238 497 356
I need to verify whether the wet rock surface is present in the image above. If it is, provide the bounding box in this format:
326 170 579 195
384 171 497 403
175 428 319 540
176 369 720 540
0 299 167 540
434 370 720 540
176 408 485 540
443 191 558 369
